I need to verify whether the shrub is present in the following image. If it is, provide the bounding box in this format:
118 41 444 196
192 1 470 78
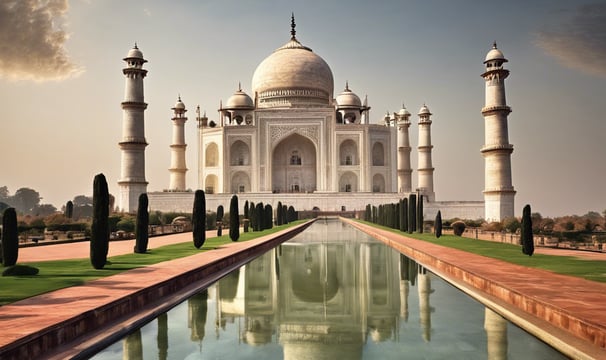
2 208 18 266
90 173 110 269
116 216 135 233
192 190 206 249
2 264 39 276
229 195 240 241
134 193 149 253
452 221 466 236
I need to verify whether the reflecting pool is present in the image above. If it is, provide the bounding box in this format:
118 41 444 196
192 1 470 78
92 219 565 359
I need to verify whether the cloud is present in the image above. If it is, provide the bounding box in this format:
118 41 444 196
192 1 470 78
535 2 606 77
0 0 82 81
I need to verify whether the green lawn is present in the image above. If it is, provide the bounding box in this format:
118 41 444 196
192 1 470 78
0 222 304 306
361 221 606 283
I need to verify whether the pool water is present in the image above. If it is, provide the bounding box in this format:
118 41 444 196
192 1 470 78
92 219 565 359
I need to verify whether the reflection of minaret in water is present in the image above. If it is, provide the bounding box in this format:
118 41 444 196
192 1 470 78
399 254 411 321
484 307 508 360
189 290 209 349
122 328 143 360
157 313 168 360
417 266 432 342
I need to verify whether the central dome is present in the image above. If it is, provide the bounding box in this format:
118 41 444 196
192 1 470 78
252 35 334 109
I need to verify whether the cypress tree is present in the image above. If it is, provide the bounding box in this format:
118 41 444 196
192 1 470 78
408 194 416 233
417 195 424 233
264 204 273 229
287 205 296 223
435 210 443 238
90 173 110 269
244 200 249 219
229 195 240 241
65 200 74 219
216 205 224 236
192 190 206 249
134 193 149 253
399 199 406 232
282 204 288 224
2 207 18 266
276 201 283 225
521 204 534 256
365 204 371 222
255 203 264 231
402 198 408 233
249 201 256 231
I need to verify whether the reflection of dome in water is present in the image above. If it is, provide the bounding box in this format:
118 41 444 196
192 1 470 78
291 247 339 302
251 18 333 108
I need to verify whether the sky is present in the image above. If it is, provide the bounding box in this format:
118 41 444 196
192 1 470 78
0 0 605 218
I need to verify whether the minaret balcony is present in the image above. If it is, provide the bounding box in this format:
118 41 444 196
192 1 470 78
121 101 148 110
481 105 511 115
480 144 513 153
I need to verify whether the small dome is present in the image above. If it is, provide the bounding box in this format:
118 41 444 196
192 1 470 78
336 83 361 108
125 44 144 60
173 96 185 110
225 86 254 110
397 105 411 117
484 42 507 63
418 104 432 116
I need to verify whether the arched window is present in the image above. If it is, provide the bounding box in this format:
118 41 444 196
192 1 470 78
372 142 385 166
290 151 301 165
205 143 219 167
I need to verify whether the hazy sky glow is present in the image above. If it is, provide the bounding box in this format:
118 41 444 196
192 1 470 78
0 0 605 217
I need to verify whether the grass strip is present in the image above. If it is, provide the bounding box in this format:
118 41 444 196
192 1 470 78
0 222 304 305
359 221 606 283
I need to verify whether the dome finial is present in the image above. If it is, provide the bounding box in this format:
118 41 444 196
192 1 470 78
345 80 349 91
238 81 241 91
290 12 296 39
134 42 138 49
492 41 497 49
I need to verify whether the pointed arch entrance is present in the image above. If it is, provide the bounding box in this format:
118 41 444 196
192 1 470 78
272 133 316 193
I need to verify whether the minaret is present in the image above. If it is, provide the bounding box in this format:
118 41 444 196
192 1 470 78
118 44 148 212
396 104 412 193
417 104 435 202
168 96 188 191
481 42 515 222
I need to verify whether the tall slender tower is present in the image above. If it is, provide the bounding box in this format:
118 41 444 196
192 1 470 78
481 43 515 222
118 44 148 212
396 105 412 193
168 96 188 191
417 104 435 202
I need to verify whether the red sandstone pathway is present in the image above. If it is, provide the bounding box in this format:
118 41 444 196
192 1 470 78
18 231 216 262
